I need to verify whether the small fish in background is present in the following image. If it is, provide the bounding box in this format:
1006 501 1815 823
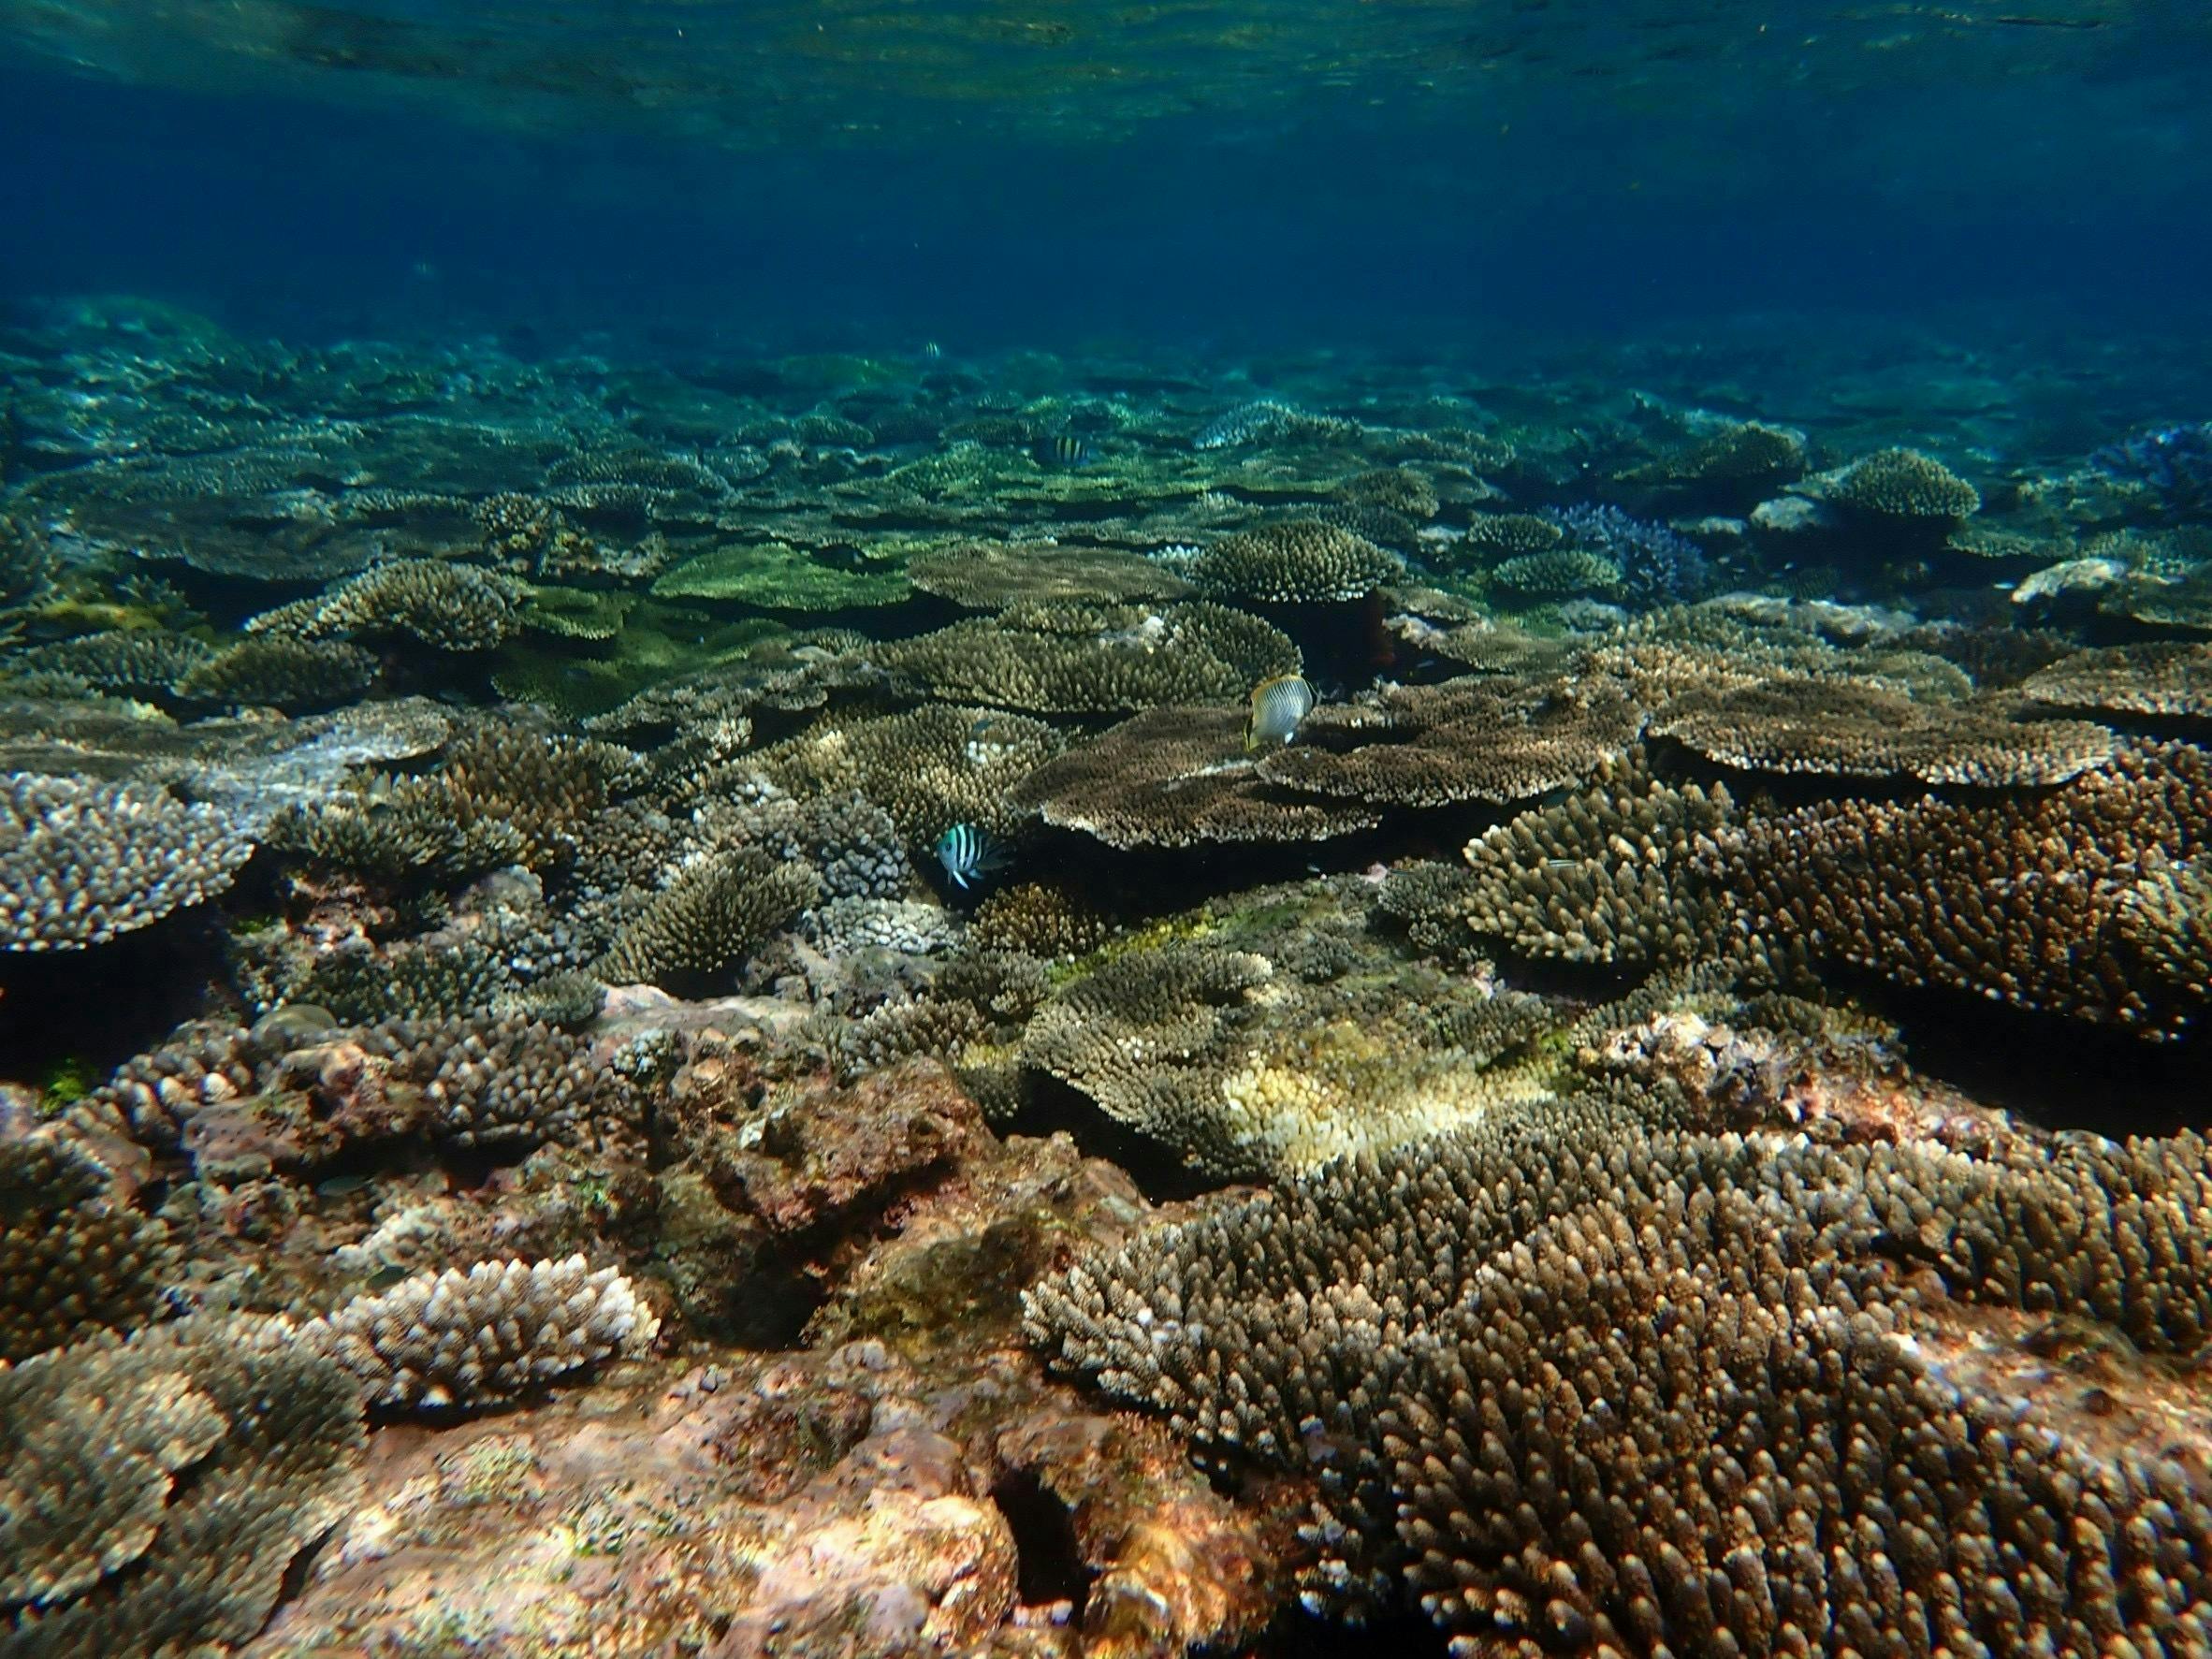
1245 673 1317 750
1034 433 1093 469
935 821 1009 890
921 340 942 359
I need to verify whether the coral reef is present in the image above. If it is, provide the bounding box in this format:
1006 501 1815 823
2093 420 2212 516
1 772 255 950
872 600 1298 714
750 704 1062 843
0 1318 367 1655
248 560 529 651
908 541 1195 609
172 635 379 711
1259 671 1646 807
1490 546 1624 598
1818 445 1982 519
594 848 821 987
2020 640 2212 719
1651 677 2116 784
1028 1093 2212 1649
1708 741 2212 1034
303 1255 658 1410
1190 519 1403 603
7 310 2212 1657
1459 755 1733 967
1010 706 1382 849
1543 502 1710 604
0 1134 174 1361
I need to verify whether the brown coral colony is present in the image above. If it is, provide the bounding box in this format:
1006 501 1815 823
2 310 2211 1659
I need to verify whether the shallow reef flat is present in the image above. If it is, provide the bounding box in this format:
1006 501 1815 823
4 298 2212 1656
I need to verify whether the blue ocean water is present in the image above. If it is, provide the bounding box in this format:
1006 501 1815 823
5 1 2209 363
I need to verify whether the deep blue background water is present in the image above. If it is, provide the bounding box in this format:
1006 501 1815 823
4 4 2210 362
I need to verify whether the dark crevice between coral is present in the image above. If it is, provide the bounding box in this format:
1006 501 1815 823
711 1263 826 1350
991 1467 1094 1615
1837 971 2211 1139
1266 1604 1451 1659
0 911 226 1089
998 1073 1224 1203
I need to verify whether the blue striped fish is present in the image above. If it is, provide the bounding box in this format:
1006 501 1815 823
1244 673 1317 750
935 822 1009 890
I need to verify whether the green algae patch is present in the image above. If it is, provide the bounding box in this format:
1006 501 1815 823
650 543 911 611
521 584 637 641
491 603 790 717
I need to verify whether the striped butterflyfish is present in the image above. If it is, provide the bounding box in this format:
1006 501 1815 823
1245 673 1317 750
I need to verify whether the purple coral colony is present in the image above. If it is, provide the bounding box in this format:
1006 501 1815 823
6 22 2212 1659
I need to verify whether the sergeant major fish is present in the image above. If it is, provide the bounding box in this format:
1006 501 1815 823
1034 433 1092 468
935 822 1009 890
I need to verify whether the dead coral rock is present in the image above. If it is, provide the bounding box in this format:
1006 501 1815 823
993 1405 1293 1659
264 1230 1280 1658
708 1425 1019 1659
805 1124 1150 1356
706 1061 985 1241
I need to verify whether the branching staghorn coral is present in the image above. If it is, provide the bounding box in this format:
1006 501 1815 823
354 1011 646 1148
439 721 635 868
591 846 820 987
1818 445 1982 519
0 1135 175 1362
1705 739 2212 1034
1027 1094 2212 1651
1460 754 1735 968
0 771 256 950
1490 546 1624 599
10 630 216 699
171 634 378 710
246 558 528 651
300 1255 658 1411
749 703 1062 844
0 1253 655 1654
1190 519 1402 603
